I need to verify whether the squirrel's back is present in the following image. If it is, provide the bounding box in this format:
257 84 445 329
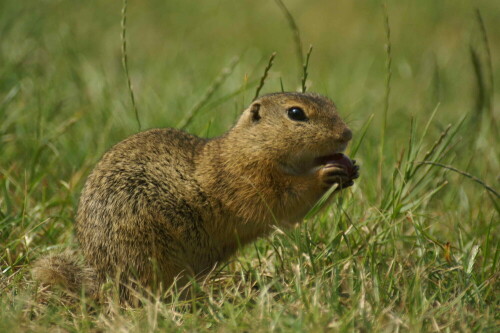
77 129 209 296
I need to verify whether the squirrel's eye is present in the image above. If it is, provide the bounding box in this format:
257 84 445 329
287 107 308 121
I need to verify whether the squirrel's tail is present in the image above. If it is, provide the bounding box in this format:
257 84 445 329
32 251 98 297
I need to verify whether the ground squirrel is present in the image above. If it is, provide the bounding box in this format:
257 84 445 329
33 92 359 303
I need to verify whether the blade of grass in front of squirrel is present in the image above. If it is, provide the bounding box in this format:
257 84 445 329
304 183 339 220
349 113 374 158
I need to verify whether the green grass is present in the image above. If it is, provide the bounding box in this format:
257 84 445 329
1 0 499 331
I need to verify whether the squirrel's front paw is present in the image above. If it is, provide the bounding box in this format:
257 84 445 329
318 159 359 190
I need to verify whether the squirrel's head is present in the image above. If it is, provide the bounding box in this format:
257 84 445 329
230 92 352 174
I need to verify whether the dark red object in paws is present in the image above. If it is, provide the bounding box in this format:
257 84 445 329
317 153 357 177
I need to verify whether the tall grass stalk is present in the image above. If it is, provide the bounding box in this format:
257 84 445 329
178 57 239 130
417 161 499 199
475 9 495 123
301 45 313 93
274 0 304 81
378 2 392 192
121 0 141 132
253 52 277 101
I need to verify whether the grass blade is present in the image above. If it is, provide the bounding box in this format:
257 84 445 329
178 57 239 130
378 2 393 191
301 45 313 93
274 0 303 75
417 161 499 199
121 0 141 131
253 52 277 100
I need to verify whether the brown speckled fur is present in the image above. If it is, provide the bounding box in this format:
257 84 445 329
33 92 358 303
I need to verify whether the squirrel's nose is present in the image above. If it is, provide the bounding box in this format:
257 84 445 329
338 127 352 143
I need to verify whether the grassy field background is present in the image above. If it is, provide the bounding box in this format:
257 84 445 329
1 0 499 331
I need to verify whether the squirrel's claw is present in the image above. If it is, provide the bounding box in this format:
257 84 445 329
319 162 359 190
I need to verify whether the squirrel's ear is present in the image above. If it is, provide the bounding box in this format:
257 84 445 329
249 103 261 122
237 103 261 127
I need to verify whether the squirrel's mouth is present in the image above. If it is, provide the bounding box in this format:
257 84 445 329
314 153 348 166
313 150 352 164
283 146 349 175
313 153 354 174
312 142 348 166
